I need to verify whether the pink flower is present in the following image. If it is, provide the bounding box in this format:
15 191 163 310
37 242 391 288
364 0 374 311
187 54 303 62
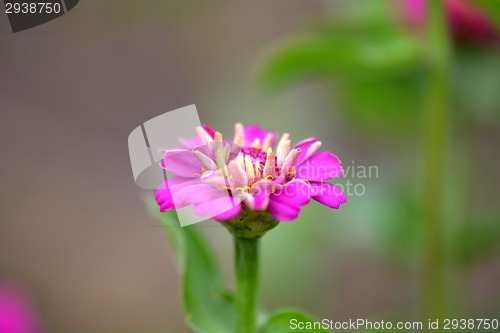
156 124 346 222
0 282 41 333
402 0 498 43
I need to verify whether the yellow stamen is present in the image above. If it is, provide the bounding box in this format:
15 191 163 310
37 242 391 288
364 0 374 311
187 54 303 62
277 133 290 151
223 143 231 161
234 123 244 145
277 139 291 168
234 133 243 146
233 186 251 195
236 152 244 168
214 131 223 143
261 133 274 152
281 148 301 176
263 147 276 178
251 138 261 149
250 181 259 191
193 150 216 170
245 155 255 179
254 160 261 177
216 150 227 175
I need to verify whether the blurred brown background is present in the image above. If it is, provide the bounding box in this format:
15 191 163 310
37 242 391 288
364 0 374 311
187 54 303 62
0 1 325 332
1 1 499 333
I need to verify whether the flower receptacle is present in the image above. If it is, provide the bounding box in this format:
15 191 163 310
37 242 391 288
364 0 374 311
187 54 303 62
221 204 279 239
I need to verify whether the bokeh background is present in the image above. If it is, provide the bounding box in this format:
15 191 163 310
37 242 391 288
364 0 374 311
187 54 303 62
1 0 499 332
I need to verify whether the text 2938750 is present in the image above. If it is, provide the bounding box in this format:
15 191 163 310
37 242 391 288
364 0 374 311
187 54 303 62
5 2 61 14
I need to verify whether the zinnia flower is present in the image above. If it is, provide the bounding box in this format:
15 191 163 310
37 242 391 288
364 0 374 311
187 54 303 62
155 124 346 223
0 282 41 333
402 0 498 43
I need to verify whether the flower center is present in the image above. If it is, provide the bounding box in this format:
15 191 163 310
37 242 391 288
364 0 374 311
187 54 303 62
194 127 303 196
240 147 268 166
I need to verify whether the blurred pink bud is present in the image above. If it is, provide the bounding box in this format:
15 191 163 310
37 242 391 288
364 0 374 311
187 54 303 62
402 0 498 43
0 282 41 333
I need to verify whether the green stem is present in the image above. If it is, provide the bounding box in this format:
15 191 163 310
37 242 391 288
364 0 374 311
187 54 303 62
235 236 260 333
422 0 451 322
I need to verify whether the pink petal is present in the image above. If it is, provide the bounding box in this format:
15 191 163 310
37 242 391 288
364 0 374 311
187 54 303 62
246 180 273 210
194 195 241 220
243 125 277 148
160 149 201 178
155 177 193 212
201 171 228 187
173 183 223 206
402 0 498 43
449 0 498 42
310 182 347 209
268 199 301 221
295 152 343 181
268 180 312 221
202 124 216 138
401 0 426 27
157 177 242 220
244 191 270 211
213 201 242 221
271 180 311 206
294 138 320 166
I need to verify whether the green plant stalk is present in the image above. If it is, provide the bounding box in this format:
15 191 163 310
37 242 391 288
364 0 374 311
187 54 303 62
235 236 260 333
422 0 451 321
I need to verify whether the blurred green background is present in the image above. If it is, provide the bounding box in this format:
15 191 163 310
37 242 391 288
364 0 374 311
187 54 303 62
1 0 499 332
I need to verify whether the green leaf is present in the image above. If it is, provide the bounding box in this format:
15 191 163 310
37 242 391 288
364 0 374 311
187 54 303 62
262 309 334 333
145 200 236 333
337 69 426 133
257 25 423 93
257 23 427 134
